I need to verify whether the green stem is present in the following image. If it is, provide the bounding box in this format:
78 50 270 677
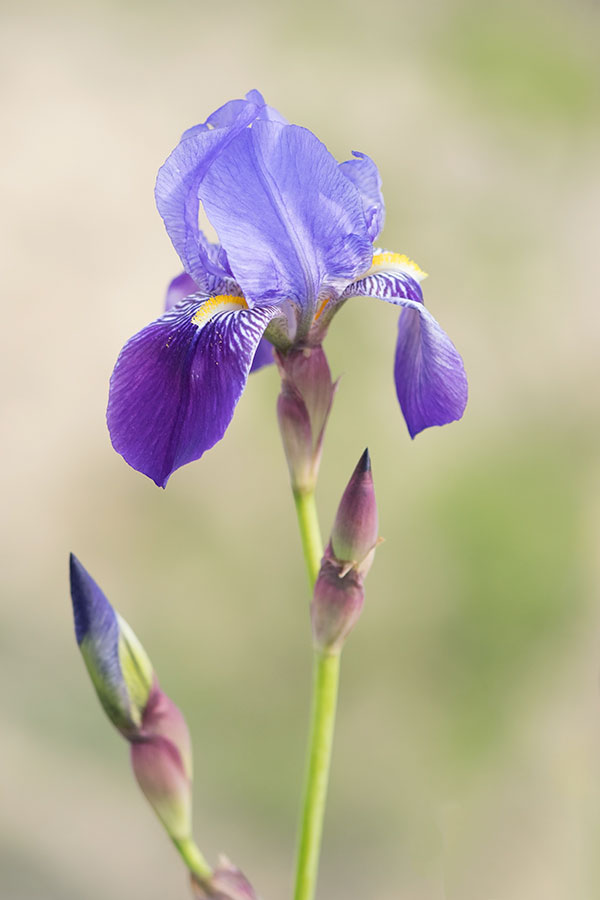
173 836 212 884
292 486 340 900
293 488 323 589
293 649 341 900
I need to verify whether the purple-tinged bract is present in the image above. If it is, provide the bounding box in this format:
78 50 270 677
331 448 378 572
107 91 468 486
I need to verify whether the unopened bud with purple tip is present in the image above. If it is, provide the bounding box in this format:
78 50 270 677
331 448 379 575
69 554 193 842
311 450 380 652
276 346 336 492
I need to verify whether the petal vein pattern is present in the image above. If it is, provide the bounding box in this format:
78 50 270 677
197 122 373 312
344 271 468 436
107 298 283 487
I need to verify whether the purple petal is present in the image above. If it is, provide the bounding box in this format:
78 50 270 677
198 122 372 310
155 102 260 285
107 297 282 487
249 337 275 372
69 554 137 731
164 272 244 312
69 553 117 647
245 89 289 124
164 272 197 311
343 271 468 436
339 151 385 242
181 91 287 142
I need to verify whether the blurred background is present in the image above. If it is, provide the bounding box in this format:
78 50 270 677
1 0 599 897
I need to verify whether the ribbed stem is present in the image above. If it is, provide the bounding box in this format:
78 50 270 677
293 649 341 900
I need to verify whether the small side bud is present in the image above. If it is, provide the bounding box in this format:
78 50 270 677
69 554 153 737
276 346 336 492
191 856 258 899
69 554 193 842
311 550 365 652
331 448 379 575
311 450 380 651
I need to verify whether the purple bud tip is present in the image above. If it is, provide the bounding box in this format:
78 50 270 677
69 553 114 645
358 447 371 473
330 450 379 568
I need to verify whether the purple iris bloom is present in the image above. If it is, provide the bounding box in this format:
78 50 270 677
107 90 467 487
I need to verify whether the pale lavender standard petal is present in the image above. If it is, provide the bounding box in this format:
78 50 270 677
339 151 385 242
107 299 282 487
198 122 373 313
155 101 260 285
343 272 468 436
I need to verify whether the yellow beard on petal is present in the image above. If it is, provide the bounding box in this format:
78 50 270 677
368 251 428 282
191 294 248 327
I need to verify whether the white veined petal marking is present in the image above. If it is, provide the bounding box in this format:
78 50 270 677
366 251 428 283
191 294 249 327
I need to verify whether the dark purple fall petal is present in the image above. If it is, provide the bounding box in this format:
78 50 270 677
107 299 282 487
198 122 373 309
249 337 275 372
339 151 385 242
343 271 468 436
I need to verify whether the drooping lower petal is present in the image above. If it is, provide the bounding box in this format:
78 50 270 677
249 337 275 372
342 271 468 436
198 122 373 313
107 297 283 487
339 151 385 242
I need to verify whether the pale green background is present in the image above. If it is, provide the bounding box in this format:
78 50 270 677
1 0 599 897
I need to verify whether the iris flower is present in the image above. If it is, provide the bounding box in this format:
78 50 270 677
107 90 467 487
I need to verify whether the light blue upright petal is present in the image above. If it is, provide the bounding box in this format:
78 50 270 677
198 122 373 319
155 101 259 285
339 151 385 242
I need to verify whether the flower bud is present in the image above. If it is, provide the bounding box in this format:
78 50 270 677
311 450 380 651
311 548 365 652
69 554 193 841
69 553 153 737
331 448 379 575
276 346 336 492
191 856 258 900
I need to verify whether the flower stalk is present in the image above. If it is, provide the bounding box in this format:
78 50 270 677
293 649 340 900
